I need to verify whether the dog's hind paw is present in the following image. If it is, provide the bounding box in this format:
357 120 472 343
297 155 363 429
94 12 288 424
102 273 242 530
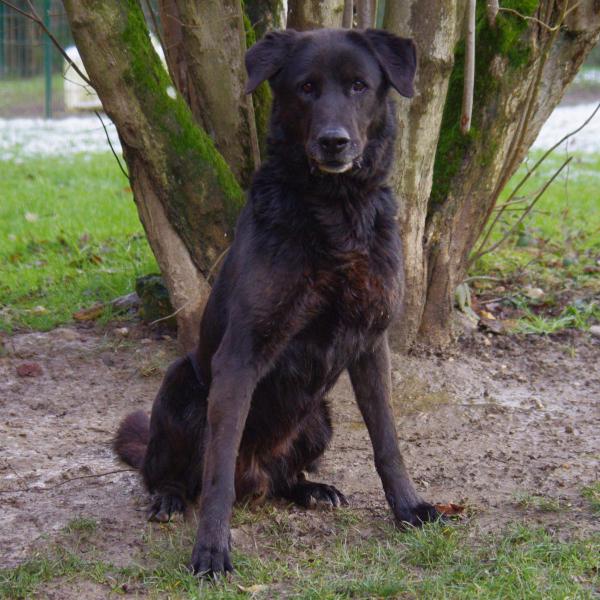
288 481 349 509
148 493 186 523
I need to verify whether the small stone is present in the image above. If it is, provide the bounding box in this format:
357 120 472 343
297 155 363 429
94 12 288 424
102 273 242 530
53 327 79 341
524 287 545 300
115 327 129 338
533 398 544 410
100 353 115 367
589 325 600 339
16 362 43 377
564 424 574 434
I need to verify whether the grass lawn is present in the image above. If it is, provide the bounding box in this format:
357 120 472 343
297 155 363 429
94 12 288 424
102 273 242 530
1 512 598 599
0 74 65 116
0 153 157 332
469 150 600 332
1 148 599 334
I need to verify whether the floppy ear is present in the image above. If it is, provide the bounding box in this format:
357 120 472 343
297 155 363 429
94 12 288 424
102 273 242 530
245 30 297 94
363 30 417 98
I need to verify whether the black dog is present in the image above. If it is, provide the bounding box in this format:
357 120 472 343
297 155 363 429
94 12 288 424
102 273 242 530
115 27 439 577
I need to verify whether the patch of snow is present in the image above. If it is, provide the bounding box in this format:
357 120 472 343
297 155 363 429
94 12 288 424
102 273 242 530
1 101 600 162
532 102 600 153
0 115 121 161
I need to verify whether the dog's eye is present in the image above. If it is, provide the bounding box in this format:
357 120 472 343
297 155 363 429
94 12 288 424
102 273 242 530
301 82 314 94
352 80 367 93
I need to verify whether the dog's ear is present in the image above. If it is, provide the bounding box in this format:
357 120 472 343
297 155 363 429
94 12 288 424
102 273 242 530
363 30 417 98
245 30 297 94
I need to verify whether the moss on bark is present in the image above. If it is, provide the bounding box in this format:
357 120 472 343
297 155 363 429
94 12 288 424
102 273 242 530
430 0 539 210
103 0 246 275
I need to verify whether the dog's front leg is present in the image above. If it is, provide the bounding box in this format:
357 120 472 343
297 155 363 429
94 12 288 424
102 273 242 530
348 334 439 526
190 346 257 577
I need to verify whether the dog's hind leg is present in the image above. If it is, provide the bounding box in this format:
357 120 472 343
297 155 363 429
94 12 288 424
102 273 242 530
269 400 348 508
141 354 208 522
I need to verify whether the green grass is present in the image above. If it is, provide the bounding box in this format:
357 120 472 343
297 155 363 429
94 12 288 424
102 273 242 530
0 74 65 115
0 153 157 332
1 514 598 599
582 482 600 515
470 151 600 332
1 146 599 335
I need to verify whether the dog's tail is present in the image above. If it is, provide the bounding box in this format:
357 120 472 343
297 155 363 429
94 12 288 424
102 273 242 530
113 410 149 470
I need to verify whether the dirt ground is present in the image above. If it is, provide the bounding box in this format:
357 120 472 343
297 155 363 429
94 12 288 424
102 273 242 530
1 324 598 573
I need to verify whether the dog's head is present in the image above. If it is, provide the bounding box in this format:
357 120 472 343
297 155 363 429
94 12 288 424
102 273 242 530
245 28 416 174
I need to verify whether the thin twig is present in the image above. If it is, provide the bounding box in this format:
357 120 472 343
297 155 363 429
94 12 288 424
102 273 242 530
498 3 580 31
10 0 93 86
461 0 476 134
0 468 135 494
94 111 129 181
343 0 354 28
472 101 600 262
473 156 572 260
148 297 195 326
207 246 230 283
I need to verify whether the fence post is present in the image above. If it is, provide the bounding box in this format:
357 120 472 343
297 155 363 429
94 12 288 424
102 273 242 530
0 3 5 77
43 0 52 118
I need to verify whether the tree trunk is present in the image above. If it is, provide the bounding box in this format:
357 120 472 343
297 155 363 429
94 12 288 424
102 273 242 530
384 0 467 350
387 0 600 351
287 0 344 30
61 0 600 355
245 0 287 39
158 0 260 185
63 0 244 350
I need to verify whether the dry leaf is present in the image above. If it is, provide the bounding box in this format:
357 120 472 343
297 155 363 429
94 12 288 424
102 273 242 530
17 362 43 377
73 303 104 321
434 502 466 516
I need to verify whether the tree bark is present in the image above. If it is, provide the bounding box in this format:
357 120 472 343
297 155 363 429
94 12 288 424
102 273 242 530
419 1 600 349
63 0 244 350
384 0 466 351
158 0 260 185
245 0 287 39
287 0 344 30
386 0 600 351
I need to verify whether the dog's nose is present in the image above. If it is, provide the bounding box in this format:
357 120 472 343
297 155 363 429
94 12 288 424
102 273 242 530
318 129 351 153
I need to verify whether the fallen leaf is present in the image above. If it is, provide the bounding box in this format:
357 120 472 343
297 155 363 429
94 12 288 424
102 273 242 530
480 310 496 320
17 362 43 377
73 303 104 321
434 503 466 516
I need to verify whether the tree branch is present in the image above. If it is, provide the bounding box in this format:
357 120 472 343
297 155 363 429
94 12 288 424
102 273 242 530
472 156 572 261
487 0 499 27
471 101 600 263
0 0 92 86
343 0 354 28
460 0 476 134
356 0 371 28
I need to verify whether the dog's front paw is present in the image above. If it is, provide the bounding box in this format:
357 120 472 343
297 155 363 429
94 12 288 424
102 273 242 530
395 501 442 527
190 543 233 578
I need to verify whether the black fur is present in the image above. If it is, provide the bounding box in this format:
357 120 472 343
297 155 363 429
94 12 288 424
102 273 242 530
114 27 438 577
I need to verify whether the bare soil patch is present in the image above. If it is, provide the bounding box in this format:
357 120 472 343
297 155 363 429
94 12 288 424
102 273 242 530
1 325 598 570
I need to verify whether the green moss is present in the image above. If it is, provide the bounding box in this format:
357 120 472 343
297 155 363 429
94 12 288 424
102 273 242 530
430 1 539 210
118 0 244 267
